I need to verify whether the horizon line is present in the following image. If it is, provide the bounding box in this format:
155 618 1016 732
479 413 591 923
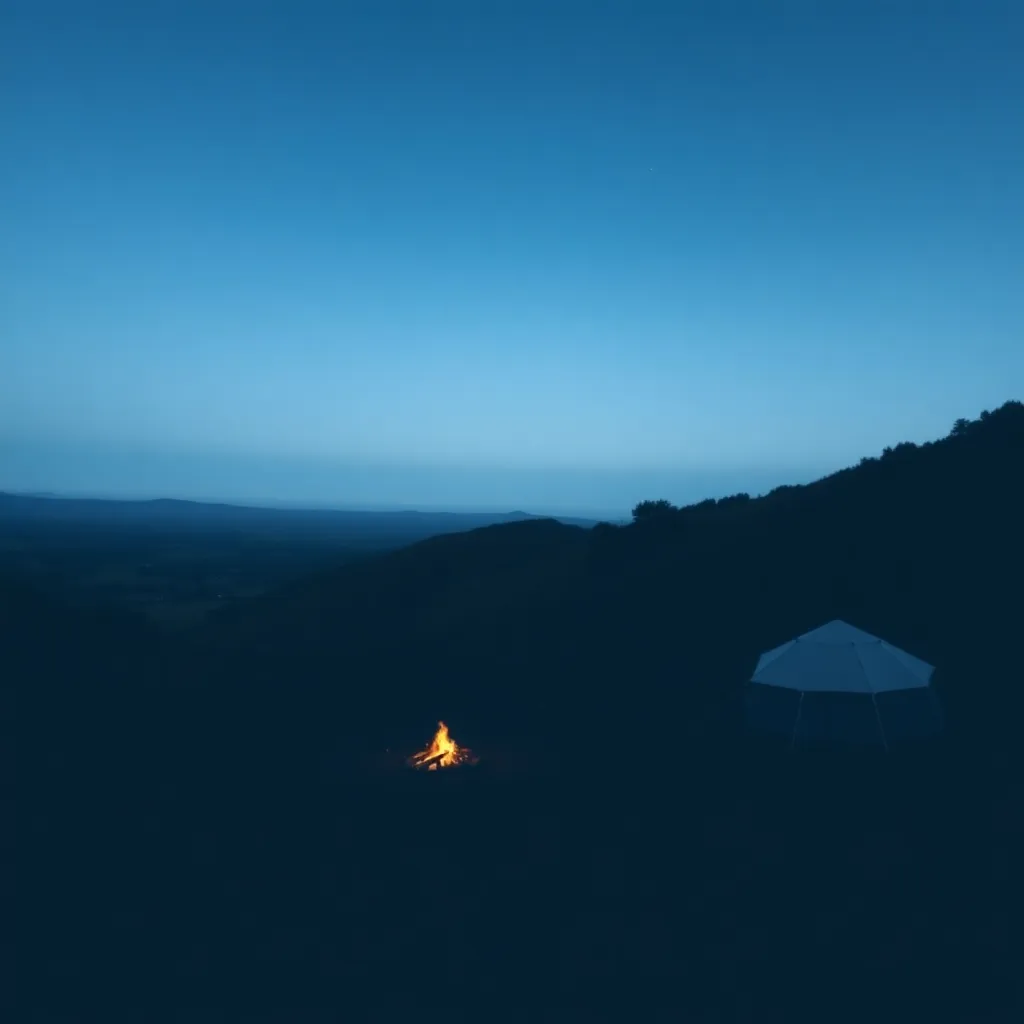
0 488 632 521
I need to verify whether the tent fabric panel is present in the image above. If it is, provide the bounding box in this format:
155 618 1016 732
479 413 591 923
879 642 935 684
754 638 797 675
752 639 871 693
854 641 932 693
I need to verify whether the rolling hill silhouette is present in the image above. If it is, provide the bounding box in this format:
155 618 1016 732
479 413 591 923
192 400 1024 770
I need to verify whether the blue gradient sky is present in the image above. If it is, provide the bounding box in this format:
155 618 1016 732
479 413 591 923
2 2 1022 516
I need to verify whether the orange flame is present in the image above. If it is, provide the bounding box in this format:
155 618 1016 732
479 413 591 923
408 721 478 771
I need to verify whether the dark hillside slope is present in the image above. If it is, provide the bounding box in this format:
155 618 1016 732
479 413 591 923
589 401 1024 754
6 575 159 718
8 575 172 801
11 576 175 964
191 517 591 754
195 401 1023 774
205 516 586 649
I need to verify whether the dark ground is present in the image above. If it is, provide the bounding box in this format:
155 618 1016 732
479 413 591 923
22 724 1020 1020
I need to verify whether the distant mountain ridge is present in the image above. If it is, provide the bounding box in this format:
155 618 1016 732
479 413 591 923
0 491 601 532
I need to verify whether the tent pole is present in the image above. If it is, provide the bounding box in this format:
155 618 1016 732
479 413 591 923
871 694 890 753
790 691 805 749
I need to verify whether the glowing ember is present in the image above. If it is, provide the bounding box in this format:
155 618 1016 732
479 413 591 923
408 721 478 771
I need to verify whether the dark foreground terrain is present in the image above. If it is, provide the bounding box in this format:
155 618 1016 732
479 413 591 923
24 737 1019 1019
13 402 1024 1019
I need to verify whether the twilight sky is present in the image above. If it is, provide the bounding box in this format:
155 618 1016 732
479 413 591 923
2 1 1022 516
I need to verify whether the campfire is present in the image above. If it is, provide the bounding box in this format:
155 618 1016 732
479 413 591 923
408 721 478 771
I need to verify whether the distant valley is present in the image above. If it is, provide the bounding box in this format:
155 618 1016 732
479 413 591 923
0 491 601 628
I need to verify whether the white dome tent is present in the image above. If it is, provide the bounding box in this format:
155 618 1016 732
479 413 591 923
744 620 944 749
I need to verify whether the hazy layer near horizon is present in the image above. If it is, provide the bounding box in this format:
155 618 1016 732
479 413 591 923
0 437 842 520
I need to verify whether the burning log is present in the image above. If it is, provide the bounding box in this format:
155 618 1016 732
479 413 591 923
408 721 478 771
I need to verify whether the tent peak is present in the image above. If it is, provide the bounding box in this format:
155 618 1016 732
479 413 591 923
798 619 884 645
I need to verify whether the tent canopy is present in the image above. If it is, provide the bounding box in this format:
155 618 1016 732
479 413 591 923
746 620 942 747
751 619 934 695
